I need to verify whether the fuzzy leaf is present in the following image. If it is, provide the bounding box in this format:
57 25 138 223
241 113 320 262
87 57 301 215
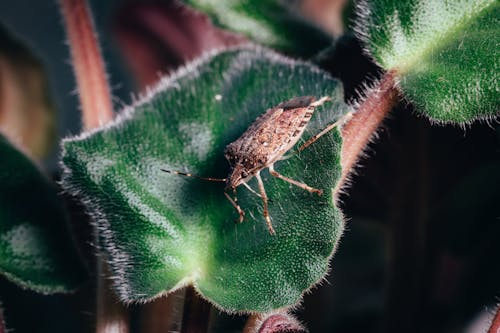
183 0 333 57
0 135 86 293
356 0 499 122
61 46 350 312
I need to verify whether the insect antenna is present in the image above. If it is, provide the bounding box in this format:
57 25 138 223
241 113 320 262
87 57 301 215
160 168 226 182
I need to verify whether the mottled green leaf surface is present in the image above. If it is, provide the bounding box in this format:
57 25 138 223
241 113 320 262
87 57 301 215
0 135 85 293
61 46 350 312
356 0 499 122
184 0 333 57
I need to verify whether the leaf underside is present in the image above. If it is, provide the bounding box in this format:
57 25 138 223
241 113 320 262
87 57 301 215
356 0 499 122
61 46 350 312
0 135 85 293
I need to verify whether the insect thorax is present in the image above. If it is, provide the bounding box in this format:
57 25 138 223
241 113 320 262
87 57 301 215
223 96 322 188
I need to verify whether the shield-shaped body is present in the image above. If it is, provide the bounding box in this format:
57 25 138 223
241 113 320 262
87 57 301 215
224 96 318 189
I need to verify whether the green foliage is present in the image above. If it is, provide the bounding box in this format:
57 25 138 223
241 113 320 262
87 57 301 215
184 0 333 57
0 135 86 293
61 46 350 312
356 0 499 122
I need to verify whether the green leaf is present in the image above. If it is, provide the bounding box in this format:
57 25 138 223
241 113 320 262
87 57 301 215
0 135 86 293
356 0 499 122
61 46 350 312
183 0 333 57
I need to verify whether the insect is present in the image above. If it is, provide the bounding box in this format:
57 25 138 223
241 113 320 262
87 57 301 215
162 95 348 235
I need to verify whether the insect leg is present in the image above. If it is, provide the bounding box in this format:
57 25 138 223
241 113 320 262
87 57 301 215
309 96 331 107
224 190 245 223
242 182 262 198
297 112 353 152
255 172 276 235
278 154 294 161
268 164 322 195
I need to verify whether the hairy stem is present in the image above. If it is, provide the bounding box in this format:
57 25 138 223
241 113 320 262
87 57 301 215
488 305 500 333
139 290 185 333
59 1 127 332
340 71 399 187
244 312 306 333
96 260 129 333
59 0 113 130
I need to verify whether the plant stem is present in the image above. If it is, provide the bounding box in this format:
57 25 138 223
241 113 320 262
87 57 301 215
244 312 306 333
139 290 185 333
59 1 127 332
59 0 113 130
96 260 129 333
181 286 211 333
488 305 500 333
339 71 399 187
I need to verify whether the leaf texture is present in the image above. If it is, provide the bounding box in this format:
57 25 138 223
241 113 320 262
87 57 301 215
61 46 350 312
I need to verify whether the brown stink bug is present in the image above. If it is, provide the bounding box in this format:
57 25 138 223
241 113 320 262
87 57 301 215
162 95 348 235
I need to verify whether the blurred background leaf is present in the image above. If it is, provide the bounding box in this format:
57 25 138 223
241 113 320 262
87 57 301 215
113 0 247 90
0 23 56 160
300 0 348 37
0 134 86 293
183 0 334 57
112 0 351 92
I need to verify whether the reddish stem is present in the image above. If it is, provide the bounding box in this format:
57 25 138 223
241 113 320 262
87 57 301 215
139 290 185 333
340 71 399 186
180 287 211 333
94 260 129 333
60 0 113 130
244 312 306 333
258 315 305 333
488 305 500 333
59 1 127 332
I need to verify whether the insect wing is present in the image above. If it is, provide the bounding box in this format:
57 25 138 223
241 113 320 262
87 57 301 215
225 106 284 167
266 106 313 162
